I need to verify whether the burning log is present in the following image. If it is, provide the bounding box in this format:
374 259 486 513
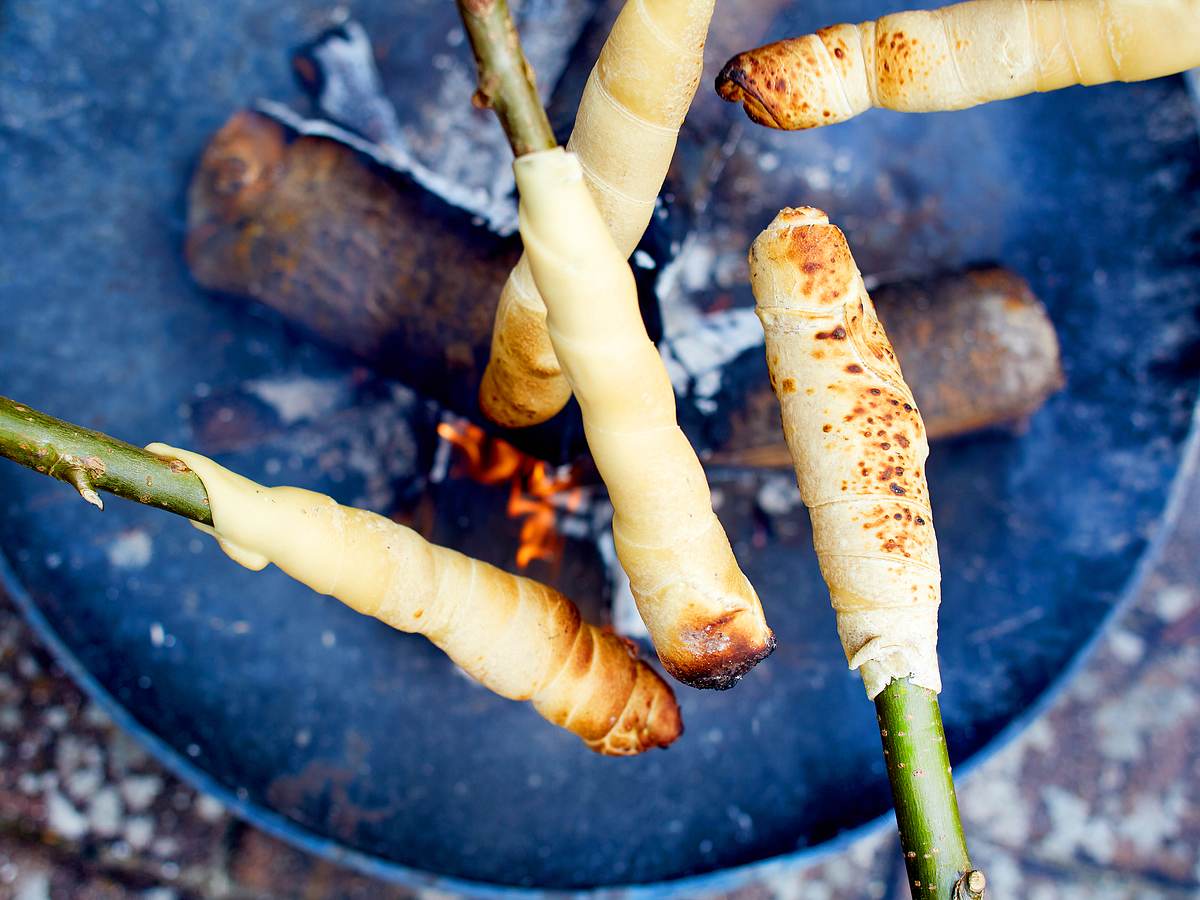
709 266 1063 467
185 110 533 442
186 111 1061 467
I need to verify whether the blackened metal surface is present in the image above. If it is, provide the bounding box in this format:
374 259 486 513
1 1 1199 894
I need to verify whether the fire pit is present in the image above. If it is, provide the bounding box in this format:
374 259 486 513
1 0 1198 892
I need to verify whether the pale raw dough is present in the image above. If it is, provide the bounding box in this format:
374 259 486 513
144 444 681 754
480 0 715 427
512 149 775 690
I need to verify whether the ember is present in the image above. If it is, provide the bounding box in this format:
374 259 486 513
436 419 582 570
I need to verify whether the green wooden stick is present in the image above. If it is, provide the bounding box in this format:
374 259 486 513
456 0 557 157
0 395 212 525
877 678 986 899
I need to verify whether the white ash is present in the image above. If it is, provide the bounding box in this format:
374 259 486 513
653 235 715 338
755 475 803 517
304 18 406 148
290 385 422 512
691 372 720 414
255 101 500 233
546 480 595 539
555 509 593 541
260 2 590 233
105 529 153 570
428 413 458 484
593 515 648 641
392 0 592 233
244 375 345 426
660 307 766 403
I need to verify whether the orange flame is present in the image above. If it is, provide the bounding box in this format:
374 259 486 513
437 420 581 570
436 421 523 484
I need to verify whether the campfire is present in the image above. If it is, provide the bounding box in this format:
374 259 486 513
434 418 585 571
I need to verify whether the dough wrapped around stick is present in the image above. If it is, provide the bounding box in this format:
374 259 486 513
481 0 715 428
145 444 682 755
716 0 1200 130
514 148 775 689
748 209 940 698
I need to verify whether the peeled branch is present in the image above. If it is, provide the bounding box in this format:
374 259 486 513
716 0 1200 130
516 148 774 689
749 208 940 698
480 0 715 428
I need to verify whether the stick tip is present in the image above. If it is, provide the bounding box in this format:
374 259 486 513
79 488 104 511
957 869 986 898
63 462 105 512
